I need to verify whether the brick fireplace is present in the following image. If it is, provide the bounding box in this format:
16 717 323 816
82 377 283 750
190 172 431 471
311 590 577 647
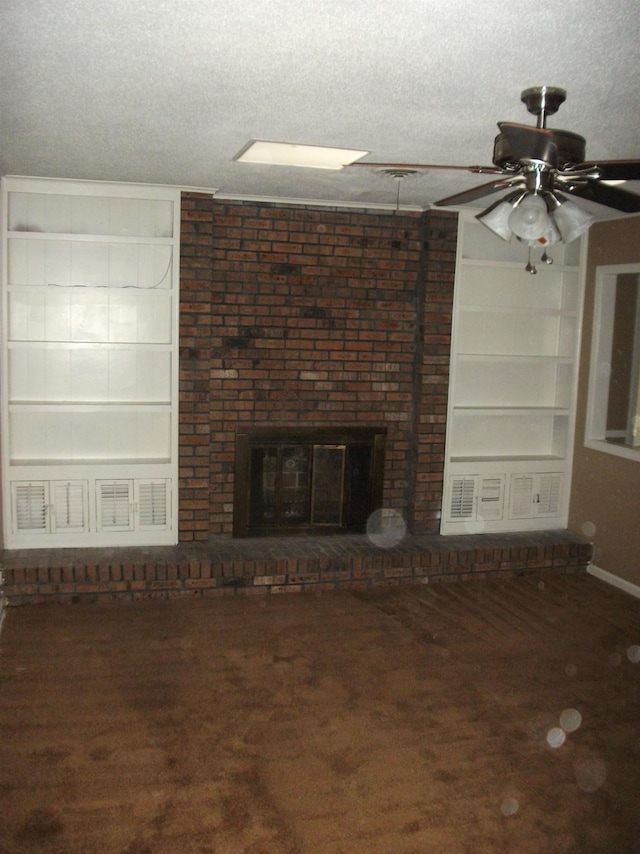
178 196 458 542
1 196 595 606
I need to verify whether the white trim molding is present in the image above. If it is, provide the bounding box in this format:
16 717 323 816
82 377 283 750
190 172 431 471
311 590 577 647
212 192 425 212
587 563 640 599
585 263 640 462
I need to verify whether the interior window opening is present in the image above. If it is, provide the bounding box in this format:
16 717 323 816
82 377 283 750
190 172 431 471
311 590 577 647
586 264 640 459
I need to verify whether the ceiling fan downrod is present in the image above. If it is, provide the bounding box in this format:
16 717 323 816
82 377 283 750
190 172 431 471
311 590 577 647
378 168 420 211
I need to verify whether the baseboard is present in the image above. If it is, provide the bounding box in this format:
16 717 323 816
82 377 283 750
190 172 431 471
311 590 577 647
587 564 640 599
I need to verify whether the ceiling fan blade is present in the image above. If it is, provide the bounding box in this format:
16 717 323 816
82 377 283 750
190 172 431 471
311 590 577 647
498 122 558 166
565 179 640 212
573 159 640 181
347 161 504 174
434 178 523 207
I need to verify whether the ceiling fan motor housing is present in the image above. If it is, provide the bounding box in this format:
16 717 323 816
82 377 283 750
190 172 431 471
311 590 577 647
493 129 586 172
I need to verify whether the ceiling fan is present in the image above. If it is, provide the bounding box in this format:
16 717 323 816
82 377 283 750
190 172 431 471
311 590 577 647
349 86 640 263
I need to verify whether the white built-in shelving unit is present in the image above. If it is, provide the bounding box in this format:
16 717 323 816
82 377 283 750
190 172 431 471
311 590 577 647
1 177 180 547
441 210 585 534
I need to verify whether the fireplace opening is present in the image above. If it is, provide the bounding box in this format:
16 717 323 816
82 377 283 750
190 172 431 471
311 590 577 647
233 427 386 537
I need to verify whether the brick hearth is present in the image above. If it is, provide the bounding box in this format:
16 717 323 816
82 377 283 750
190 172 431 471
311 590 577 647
1 530 592 605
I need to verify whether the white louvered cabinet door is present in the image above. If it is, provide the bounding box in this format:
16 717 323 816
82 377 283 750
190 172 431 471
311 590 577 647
11 481 48 535
11 480 89 535
50 480 89 533
96 478 170 533
448 476 476 521
136 479 170 531
509 472 564 519
446 474 505 524
96 480 135 532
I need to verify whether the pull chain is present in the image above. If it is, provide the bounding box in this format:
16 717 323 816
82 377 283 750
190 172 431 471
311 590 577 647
526 245 537 275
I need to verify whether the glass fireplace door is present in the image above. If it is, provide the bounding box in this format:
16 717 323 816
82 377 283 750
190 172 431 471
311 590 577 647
249 445 311 528
280 446 311 524
235 427 386 537
311 445 345 525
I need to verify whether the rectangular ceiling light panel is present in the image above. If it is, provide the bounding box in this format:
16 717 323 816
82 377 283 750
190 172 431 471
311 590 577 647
234 140 369 170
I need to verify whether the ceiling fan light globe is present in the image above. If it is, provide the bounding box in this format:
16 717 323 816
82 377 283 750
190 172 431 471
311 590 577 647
552 199 595 242
476 200 514 241
508 194 552 240
525 219 562 247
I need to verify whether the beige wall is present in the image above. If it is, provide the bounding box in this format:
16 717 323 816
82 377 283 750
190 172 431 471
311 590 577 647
569 215 640 585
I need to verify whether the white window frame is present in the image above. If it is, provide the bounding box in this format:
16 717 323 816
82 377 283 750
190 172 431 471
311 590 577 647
585 263 640 462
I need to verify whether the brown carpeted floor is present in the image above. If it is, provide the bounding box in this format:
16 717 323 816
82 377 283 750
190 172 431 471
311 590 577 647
1 572 639 853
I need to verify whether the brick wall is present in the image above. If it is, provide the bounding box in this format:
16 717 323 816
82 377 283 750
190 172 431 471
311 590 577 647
179 195 458 541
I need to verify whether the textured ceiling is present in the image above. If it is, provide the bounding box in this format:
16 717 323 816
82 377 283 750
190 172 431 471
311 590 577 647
1 0 640 218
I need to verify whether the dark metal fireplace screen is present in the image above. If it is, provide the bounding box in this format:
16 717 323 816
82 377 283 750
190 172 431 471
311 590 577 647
233 427 386 537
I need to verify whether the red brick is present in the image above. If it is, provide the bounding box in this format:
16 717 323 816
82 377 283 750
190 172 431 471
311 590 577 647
178 197 457 539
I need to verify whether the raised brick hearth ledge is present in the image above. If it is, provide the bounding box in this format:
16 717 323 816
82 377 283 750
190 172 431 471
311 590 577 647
1 530 592 605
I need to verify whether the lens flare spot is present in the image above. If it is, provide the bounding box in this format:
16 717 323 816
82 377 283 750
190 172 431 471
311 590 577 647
574 757 607 792
547 727 566 748
366 508 407 548
501 797 519 816
627 644 640 663
581 521 596 537
560 708 582 733
565 663 577 678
